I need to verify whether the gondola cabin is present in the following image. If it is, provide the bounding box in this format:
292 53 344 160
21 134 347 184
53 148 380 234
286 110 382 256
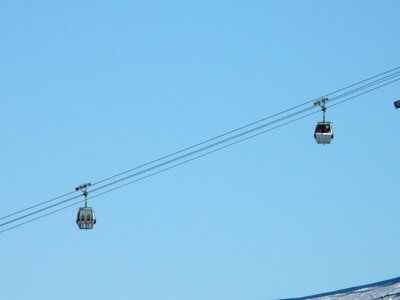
76 207 96 230
314 122 334 144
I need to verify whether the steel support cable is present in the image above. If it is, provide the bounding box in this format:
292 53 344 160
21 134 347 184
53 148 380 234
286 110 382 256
86 76 400 201
90 66 400 187
91 103 315 187
0 199 84 234
0 194 82 228
3 67 400 223
1 67 400 227
70 70 400 196
84 74 398 201
87 110 323 200
328 77 400 108
0 190 76 221
329 71 400 103
84 69 400 196
0 109 322 235
0 105 319 228
0 89 331 221
1 76 400 234
89 105 318 193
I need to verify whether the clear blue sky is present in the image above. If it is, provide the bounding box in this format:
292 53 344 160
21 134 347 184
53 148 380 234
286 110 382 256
1 1 400 299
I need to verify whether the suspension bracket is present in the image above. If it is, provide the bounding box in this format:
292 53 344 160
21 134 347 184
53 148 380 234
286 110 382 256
314 97 329 110
314 97 329 122
75 182 91 206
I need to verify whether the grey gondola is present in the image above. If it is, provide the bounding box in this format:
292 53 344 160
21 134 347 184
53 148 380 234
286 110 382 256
314 122 334 144
75 182 96 230
76 207 96 230
394 100 400 109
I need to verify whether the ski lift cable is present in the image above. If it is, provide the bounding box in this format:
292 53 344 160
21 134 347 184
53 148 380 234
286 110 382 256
2 72 399 234
0 194 82 228
4 67 400 222
7 80 388 235
89 105 318 193
329 71 400 103
0 190 76 221
1 67 400 227
87 110 323 200
0 104 317 222
0 199 84 235
0 109 322 235
90 67 400 187
0 105 318 228
52 70 400 198
329 77 400 108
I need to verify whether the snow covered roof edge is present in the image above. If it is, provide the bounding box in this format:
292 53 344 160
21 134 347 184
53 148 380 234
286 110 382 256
279 276 400 300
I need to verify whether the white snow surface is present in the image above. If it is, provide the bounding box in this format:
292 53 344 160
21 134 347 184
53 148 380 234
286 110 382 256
282 277 400 300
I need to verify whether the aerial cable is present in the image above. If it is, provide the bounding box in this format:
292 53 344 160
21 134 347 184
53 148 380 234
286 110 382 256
0 104 318 228
0 80 397 233
82 73 400 198
0 103 318 223
0 85 319 221
85 70 400 193
3 71 396 232
91 102 315 187
6 75 389 233
90 67 400 187
2 69 400 226
329 76 400 108
3 67 399 223
1 67 400 231
87 110 323 200
0 190 76 221
0 108 323 234
89 105 318 193
0 199 84 235
89 71 400 193
0 194 82 228
329 71 400 103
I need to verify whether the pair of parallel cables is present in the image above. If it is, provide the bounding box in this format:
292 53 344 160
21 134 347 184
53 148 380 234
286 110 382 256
1 67 400 234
